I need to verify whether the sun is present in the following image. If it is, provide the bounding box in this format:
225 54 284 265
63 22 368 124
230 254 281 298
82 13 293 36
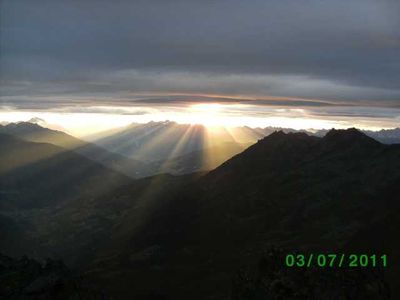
190 103 223 113
180 103 225 127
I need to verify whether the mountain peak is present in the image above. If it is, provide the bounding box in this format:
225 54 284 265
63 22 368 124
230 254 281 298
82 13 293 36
324 128 375 141
325 127 362 136
261 130 315 143
266 130 286 138
28 117 46 124
322 128 381 149
6 121 44 131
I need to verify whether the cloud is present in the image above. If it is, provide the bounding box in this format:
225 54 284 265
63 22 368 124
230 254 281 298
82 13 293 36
1 0 399 119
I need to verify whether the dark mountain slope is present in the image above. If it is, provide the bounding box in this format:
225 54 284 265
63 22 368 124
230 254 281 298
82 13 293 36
0 122 151 178
88 129 400 299
196 129 397 245
1 128 399 299
205 131 320 183
0 253 109 299
0 133 130 209
0 122 83 148
0 132 199 269
0 133 133 261
344 180 400 298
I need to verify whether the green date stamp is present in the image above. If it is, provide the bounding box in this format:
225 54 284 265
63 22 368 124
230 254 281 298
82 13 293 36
285 254 388 268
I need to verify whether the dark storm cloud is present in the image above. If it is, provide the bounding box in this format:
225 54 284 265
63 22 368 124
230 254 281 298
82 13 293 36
1 0 400 107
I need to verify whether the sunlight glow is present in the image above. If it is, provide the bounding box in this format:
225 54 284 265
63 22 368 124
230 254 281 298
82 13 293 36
1 102 398 138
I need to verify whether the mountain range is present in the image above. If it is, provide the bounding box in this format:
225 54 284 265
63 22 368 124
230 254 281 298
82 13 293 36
0 122 155 178
1 125 399 299
0 122 254 176
3 120 399 178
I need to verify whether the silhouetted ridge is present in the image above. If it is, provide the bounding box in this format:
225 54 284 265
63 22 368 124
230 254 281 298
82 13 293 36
259 130 317 144
205 128 387 190
206 131 318 182
323 128 380 145
263 130 286 138
0 122 152 178
2 122 50 134
208 129 383 177
236 130 318 158
320 128 382 154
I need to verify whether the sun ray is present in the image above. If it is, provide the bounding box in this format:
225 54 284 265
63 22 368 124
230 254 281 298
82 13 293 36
155 124 206 173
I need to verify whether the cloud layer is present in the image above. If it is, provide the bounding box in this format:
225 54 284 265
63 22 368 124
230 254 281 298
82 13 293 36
1 0 399 126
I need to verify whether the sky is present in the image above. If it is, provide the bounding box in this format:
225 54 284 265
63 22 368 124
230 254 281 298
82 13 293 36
1 0 399 136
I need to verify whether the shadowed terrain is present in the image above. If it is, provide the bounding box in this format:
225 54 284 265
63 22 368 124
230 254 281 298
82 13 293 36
1 128 399 299
0 123 152 178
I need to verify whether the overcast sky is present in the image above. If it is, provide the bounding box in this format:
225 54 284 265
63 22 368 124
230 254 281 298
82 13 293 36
1 0 399 131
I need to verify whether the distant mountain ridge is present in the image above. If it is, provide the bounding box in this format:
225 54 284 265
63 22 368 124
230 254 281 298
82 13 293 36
0 122 152 178
92 121 400 165
93 121 249 162
315 127 400 144
2 121 399 178
0 132 130 209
